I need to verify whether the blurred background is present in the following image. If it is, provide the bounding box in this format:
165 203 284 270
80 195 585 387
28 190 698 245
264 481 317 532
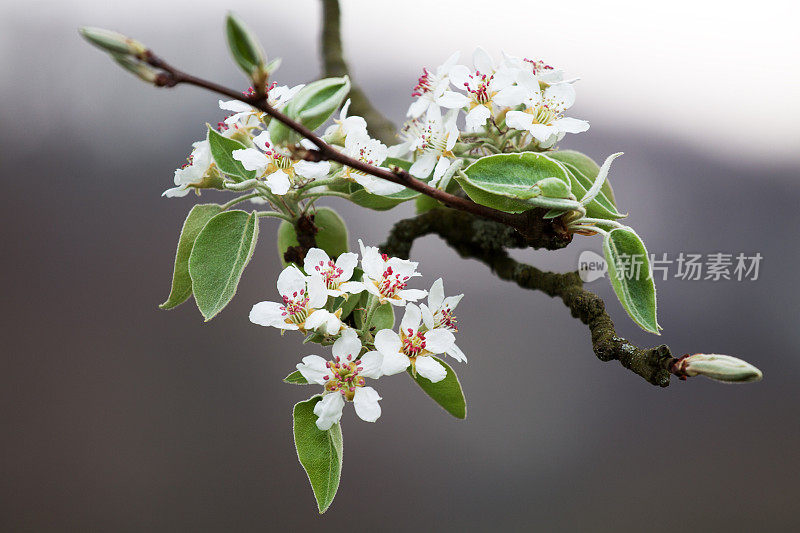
2 0 799 530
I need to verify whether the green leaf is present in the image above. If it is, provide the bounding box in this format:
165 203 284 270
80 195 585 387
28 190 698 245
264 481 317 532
188 210 259 320
407 357 466 419
293 396 343 514
549 159 625 220
225 12 265 77
347 183 419 210
459 152 580 213
277 207 349 267
207 126 255 182
160 204 223 310
547 150 617 206
371 303 395 330
603 227 660 334
284 370 309 384
271 77 351 144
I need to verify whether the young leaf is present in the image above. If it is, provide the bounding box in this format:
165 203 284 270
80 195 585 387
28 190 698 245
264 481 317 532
292 76 351 131
407 357 466 419
602 227 660 334
347 184 419 211
293 396 343 514
188 210 259 320
207 126 255 182
551 159 624 220
547 150 617 206
160 204 223 310
225 12 265 77
277 207 349 267
284 370 309 384
459 152 581 213
580 153 623 206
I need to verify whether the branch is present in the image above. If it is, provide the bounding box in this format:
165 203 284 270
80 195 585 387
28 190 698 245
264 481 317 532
141 51 572 249
380 208 682 387
320 0 397 145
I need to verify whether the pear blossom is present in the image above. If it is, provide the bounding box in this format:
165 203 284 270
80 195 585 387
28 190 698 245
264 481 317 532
389 106 459 186
420 278 467 363
343 240 427 306
448 47 523 132
371 303 455 383
249 265 343 335
339 131 404 196
218 82 304 127
303 247 363 298
232 131 330 195
505 71 589 146
297 329 384 430
163 139 217 198
501 52 566 85
323 99 368 143
407 51 469 118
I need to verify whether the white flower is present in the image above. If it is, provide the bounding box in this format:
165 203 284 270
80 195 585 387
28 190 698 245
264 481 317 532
448 47 523 132
303 247 363 298
505 71 589 145
218 82 304 126
501 52 566 85
343 240 427 306
163 140 216 198
389 106 459 186
323 99 368 143
371 303 455 383
296 329 384 430
340 130 404 196
407 51 469 118
232 131 330 195
420 278 467 363
249 265 342 334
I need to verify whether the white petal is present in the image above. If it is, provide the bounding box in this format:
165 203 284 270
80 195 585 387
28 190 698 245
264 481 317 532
396 288 427 303
387 141 412 158
335 252 359 280
420 303 435 330
277 265 307 297
428 278 445 310
492 85 528 108
415 356 447 383
423 329 455 354
304 248 331 276
544 83 576 111
448 64 471 88
306 275 329 308
400 303 422 333
332 329 362 361
435 90 470 109
446 342 468 363
294 160 331 180
431 155 451 186
407 97 429 118
554 117 590 134
353 387 382 423
409 153 437 179
324 314 343 336
248 301 286 327
339 281 365 294
473 46 494 73
162 185 190 198
252 131 272 151
439 50 461 73
314 393 345 431
232 148 268 171
353 173 405 195
380 351 410 376
442 294 463 311
265 170 291 195
219 99 253 113
505 111 534 132
529 123 558 142
305 309 331 331
296 355 331 385
358 351 383 379
465 105 491 132
374 329 402 356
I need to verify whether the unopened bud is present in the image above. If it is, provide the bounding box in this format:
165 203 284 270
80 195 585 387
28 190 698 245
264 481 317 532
535 177 572 199
673 353 763 383
79 27 148 59
111 54 159 83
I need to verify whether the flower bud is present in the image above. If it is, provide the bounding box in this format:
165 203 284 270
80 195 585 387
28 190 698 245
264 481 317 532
674 353 763 383
536 177 571 199
79 27 148 59
111 54 159 84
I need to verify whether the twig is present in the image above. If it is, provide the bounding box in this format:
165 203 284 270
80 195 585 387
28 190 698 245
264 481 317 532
380 209 682 387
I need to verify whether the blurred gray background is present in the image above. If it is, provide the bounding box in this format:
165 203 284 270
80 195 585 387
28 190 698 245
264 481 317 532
2 0 799 531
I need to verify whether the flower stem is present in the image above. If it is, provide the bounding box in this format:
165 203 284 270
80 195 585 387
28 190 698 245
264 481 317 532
221 192 260 210
360 295 380 340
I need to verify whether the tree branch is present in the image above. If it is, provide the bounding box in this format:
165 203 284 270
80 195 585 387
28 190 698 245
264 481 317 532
380 208 682 387
320 0 397 144
141 51 572 249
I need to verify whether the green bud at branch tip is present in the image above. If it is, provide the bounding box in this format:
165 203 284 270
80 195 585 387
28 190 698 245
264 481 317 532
672 353 763 383
79 26 148 59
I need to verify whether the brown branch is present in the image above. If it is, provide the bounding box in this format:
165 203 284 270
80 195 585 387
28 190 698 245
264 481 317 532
142 51 572 250
380 208 682 387
320 0 397 144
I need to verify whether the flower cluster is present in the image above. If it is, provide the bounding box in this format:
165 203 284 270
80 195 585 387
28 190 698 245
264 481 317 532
250 243 467 430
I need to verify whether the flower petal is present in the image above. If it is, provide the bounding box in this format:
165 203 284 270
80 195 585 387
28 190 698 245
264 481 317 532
296 355 331 385
304 248 331 277
415 356 447 383
353 386 382 423
396 288 427 303
249 301 286 327
374 329 402 356
332 328 361 361
231 148 268 171
277 265 307 297
358 351 384 378
265 169 291 195
380 351 410 376
313 393 345 430
400 303 422 332
423 328 455 354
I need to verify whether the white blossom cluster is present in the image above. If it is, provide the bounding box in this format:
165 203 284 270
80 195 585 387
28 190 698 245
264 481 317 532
163 49 588 199
249 241 466 430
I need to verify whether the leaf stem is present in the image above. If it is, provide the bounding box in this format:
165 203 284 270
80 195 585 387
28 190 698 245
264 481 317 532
221 192 260 210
